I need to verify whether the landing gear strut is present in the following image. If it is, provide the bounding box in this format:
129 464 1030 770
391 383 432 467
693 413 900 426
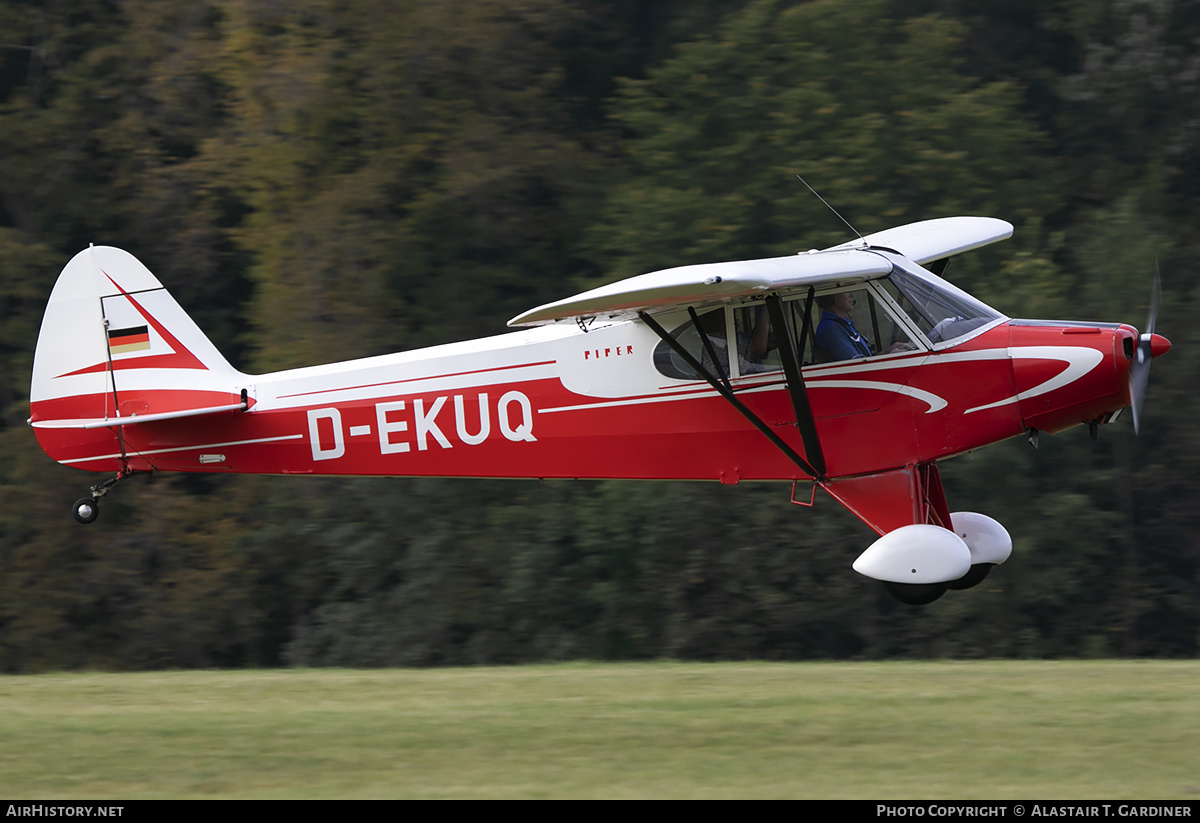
71 469 143 524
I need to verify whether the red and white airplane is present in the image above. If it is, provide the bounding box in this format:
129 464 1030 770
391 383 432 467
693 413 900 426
29 217 1171 603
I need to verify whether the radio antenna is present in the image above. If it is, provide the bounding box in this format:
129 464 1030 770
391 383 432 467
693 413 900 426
795 174 866 246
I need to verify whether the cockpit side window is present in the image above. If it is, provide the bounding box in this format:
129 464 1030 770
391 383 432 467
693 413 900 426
651 281 934 381
733 297 821 375
733 304 780 374
812 287 920 363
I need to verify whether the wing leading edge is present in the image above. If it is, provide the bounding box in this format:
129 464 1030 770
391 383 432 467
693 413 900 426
508 248 890 327
507 216 1013 328
825 216 1013 265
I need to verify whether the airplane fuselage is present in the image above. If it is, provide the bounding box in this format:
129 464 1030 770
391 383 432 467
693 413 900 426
34 312 1137 484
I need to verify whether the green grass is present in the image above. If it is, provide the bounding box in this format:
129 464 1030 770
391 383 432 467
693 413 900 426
0 661 1197 798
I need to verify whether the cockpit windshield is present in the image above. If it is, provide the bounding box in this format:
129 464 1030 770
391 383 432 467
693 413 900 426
881 268 1002 344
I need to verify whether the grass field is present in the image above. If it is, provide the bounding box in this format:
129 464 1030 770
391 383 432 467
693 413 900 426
0 661 1197 799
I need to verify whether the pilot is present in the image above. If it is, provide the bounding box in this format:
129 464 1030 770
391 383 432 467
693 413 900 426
815 292 872 361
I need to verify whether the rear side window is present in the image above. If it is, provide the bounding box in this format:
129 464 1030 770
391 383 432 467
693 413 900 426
652 309 727 380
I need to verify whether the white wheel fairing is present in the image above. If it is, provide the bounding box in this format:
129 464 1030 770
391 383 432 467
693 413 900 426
949 511 1012 566
852 524 972 584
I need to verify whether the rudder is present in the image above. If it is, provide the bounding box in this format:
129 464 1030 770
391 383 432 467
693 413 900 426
30 246 248 470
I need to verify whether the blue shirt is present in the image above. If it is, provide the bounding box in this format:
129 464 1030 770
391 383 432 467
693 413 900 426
815 311 872 361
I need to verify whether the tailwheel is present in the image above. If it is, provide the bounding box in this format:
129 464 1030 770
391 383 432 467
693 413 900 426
73 497 99 524
883 581 948 605
70 468 145 524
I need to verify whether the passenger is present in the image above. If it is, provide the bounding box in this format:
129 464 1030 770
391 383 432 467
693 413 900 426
738 305 772 372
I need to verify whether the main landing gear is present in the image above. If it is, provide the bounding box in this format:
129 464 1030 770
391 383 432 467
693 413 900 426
854 514 1013 605
71 469 144 524
883 564 995 605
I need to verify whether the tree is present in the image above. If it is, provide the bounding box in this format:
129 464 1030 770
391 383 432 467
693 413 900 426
590 0 1061 293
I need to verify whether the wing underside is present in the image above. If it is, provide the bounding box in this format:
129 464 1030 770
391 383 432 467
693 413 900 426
508 248 890 327
508 216 1012 328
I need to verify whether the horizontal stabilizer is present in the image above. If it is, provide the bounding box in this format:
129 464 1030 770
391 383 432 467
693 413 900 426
30 401 247 430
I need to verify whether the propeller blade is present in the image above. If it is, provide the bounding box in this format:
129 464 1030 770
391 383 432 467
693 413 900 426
1146 260 1161 336
1129 266 1164 435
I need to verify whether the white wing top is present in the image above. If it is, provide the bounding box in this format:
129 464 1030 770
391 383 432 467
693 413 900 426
507 216 1012 328
825 216 1013 264
508 248 889 327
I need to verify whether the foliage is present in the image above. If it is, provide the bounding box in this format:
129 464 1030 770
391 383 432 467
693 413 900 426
592 0 1059 282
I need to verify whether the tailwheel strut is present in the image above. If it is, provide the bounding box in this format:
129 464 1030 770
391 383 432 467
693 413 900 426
72 468 144 524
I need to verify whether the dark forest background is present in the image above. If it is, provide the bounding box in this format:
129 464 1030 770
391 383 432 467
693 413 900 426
1 0 1198 671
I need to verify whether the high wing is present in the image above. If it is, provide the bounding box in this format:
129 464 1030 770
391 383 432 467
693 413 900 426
824 216 1013 265
507 216 1012 328
507 248 888 328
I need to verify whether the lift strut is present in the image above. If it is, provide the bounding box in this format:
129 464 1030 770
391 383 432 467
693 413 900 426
639 307 825 480
763 292 827 479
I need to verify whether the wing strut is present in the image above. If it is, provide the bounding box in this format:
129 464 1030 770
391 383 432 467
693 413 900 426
638 310 823 480
764 293 827 478
688 306 731 393
796 287 816 363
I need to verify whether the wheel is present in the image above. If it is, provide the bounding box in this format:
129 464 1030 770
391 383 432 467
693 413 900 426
883 581 947 605
946 563 994 591
72 497 99 524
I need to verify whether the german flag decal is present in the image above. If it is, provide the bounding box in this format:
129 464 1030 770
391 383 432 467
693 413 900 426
108 325 151 355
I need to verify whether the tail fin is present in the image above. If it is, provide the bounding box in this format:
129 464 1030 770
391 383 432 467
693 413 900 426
30 246 248 469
